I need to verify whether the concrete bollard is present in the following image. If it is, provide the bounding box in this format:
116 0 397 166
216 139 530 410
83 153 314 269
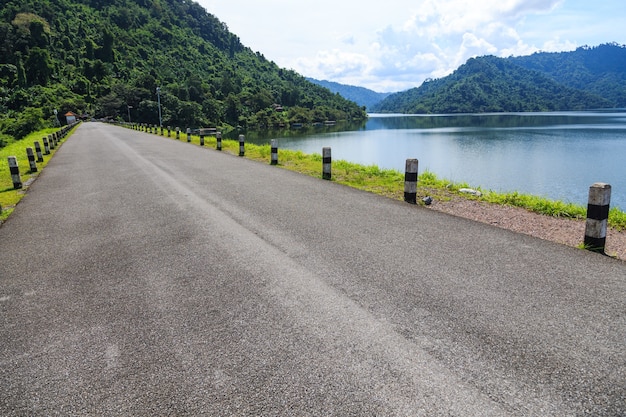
26 148 37 172
8 156 22 189
176 127 180 140
404 159 418 204
584 183 611 253
200 131 205 146
271 139 278 165
216 132 222 151
239 134 245 156
186 128 191 142
48 134 55 150
43 136 50 155
34 141 43 162
322 147 331 180
167 126 171 137
160 126 164 136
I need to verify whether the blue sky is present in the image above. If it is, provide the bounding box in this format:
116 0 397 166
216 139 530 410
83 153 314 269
198 0 625 92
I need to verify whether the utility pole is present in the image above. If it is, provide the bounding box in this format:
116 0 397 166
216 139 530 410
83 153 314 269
156 87 162 128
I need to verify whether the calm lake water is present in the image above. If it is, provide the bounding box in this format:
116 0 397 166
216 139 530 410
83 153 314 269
240 111 626 209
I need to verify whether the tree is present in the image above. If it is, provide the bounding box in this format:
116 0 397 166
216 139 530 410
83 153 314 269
25 47 53 86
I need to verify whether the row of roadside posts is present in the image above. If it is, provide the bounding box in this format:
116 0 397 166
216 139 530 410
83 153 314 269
118 122 615 255
6 123 77 190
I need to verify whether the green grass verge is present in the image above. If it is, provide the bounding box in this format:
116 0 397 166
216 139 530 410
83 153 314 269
0 126 77 222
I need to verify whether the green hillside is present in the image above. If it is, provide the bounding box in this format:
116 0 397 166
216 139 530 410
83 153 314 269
373 54 613 114
0 0 366 143
306 78 390 110
510 43 626 108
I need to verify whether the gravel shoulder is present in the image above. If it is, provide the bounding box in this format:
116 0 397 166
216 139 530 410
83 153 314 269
427 195 626 261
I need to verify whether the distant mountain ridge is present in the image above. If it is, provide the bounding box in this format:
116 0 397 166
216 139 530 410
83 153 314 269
372 43 625 114
306 78 391 110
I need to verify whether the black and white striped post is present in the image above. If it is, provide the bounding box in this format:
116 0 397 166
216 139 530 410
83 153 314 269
49 134 55 150
322 147 331 180
26 148 37 172
271 139 278 165
176 127 180 140
584 182 611 254
34 141 43 162
216 132 222 151
404 158 419 204
186 128 191 143
8 156 22 189
199 130 205 146
167 126 171 137
160 126 164 136
239 134 245 156
42 136 50 155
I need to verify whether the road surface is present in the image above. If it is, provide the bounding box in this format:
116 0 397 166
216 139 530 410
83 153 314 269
1 122 624 415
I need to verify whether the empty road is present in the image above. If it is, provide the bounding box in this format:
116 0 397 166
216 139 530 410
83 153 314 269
1 122 624 416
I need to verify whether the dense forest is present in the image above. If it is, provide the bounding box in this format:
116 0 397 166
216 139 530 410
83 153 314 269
510 43 626 108
306 78 391 110
0 0 367 145
372 43 625 114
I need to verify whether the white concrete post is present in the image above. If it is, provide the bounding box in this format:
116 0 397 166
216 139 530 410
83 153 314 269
34 141 43 162
404 159 418 204
42 136 50 155
271 139 278 165
584 183 611 254
26 148 37 172
239 134 245 156
8 156 22 189
322 147 331 180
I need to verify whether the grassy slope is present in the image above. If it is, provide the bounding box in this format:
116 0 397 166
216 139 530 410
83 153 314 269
0 126 77 221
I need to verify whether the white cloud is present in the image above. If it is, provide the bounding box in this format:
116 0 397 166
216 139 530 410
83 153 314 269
199 0 626 92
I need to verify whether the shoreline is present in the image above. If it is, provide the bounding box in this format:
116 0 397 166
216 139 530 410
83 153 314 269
3 124 625 260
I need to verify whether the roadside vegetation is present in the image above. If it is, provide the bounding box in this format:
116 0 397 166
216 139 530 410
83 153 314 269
3 125 625 232
0 126 76 221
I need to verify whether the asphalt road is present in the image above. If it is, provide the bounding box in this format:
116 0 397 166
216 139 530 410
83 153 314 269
1 122 625 416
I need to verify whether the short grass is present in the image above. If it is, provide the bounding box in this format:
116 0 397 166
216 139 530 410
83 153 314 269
0 126 76 221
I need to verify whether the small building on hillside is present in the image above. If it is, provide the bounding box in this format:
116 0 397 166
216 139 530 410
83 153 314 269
64 111 77 124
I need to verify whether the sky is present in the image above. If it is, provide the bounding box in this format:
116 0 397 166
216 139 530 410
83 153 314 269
198 0 626 93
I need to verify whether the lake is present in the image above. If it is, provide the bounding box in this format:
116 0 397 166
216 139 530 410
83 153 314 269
239 111 626 209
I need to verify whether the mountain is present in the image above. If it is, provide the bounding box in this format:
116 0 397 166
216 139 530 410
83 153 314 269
510 43 626 108
0 0 366 142
306 78 391 110
372 44 624 114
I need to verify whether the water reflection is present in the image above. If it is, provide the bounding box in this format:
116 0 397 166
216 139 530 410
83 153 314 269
233 112 626 208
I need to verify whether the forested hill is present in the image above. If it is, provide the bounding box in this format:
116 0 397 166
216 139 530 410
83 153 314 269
306 78 391 110
372 44 624 114
0 0 366 142
510 43 626 108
